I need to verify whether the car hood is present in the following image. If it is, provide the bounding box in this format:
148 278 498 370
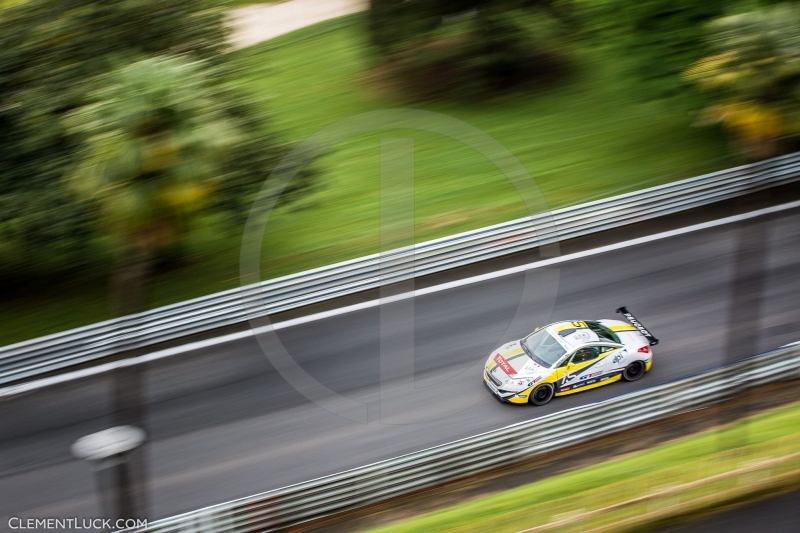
487 340 549 381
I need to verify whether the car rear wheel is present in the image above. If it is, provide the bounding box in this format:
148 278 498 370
623 360 645 381
529 383 554 406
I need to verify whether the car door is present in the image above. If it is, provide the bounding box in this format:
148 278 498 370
557 344 620 391
582 343 625 383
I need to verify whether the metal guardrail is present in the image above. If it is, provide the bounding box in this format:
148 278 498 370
123 342 800 532
2 152 800 385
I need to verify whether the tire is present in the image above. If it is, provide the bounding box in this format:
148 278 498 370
529 383 555 406
623 360 646 381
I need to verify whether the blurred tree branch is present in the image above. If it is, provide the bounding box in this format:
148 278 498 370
0 1 230 274
0 0 315 309
571 0 726 96
64 57 240 314
366 0 568 100
684 4 800 159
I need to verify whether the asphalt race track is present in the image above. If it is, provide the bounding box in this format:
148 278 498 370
1 205 800 530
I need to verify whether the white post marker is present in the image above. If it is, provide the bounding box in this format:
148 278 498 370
72 426 147 528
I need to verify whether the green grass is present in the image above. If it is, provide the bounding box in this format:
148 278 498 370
0 14 732 346
362 400 800 533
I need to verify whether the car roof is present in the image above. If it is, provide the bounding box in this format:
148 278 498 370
544 321 601 350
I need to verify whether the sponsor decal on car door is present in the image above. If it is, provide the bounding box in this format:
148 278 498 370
558 346 618 391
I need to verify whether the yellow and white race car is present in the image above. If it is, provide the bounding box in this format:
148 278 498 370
484 307 658 405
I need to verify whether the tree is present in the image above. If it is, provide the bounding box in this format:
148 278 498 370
0 0 229 271
366 0 567 100
368 0 562 54
0 0 307 306
683 4 800 158
574 0 726 95
65 57 239 314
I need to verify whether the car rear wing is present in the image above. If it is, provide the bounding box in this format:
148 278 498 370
616 306 659 346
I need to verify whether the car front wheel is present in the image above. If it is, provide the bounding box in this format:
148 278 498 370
623 360 646 381
529 383 554 406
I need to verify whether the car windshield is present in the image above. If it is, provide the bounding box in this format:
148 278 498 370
521 329 567 368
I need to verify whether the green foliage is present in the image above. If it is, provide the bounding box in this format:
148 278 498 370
467 9 564 90
574 0 727 96
0 0 229 268
368 2 568 100
366 399 800 532
66 57 239 239
210 82 316 223
684 4 800 158
0 0 306 301
65 56 245 312
367 0 426 54
367 0 559 54
0 15 730 344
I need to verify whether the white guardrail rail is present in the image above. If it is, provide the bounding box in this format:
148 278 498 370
123 342 800 533
2 153 800 385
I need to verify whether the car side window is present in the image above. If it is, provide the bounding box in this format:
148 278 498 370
571 346 602 364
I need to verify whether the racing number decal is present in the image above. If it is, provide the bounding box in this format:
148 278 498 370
571 321 588 328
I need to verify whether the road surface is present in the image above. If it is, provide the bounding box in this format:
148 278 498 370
229 0 366 49
1 203 799 529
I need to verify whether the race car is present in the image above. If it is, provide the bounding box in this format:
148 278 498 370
483 307 658 405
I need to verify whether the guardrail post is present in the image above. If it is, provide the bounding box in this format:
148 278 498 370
720 189 771 452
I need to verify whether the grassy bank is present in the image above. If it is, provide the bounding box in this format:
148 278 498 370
363 400 800 533
1 14 730 346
